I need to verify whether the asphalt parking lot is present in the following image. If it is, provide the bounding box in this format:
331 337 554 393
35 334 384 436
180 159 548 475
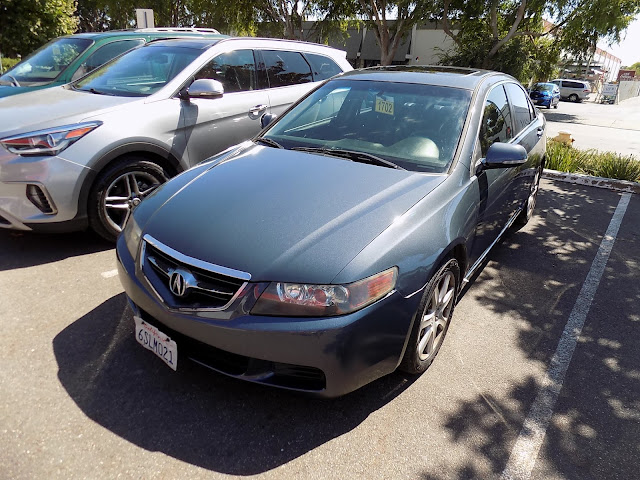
1 179 638 480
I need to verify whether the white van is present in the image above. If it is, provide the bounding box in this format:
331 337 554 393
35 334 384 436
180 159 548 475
550 79 591 102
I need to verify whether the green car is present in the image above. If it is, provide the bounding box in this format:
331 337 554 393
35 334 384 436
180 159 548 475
0 28 222 98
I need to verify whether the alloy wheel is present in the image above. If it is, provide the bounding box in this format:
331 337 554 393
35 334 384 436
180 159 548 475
417 270 456 361
102 171 161 233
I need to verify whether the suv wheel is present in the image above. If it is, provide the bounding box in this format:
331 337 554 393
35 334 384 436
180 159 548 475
569 94 579 102
89 156 168 241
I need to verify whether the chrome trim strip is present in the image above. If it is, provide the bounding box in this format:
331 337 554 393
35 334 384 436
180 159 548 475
143 234 251 281
463 206 522 284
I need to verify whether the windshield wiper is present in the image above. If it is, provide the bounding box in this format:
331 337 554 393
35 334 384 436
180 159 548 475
291 147 404 170
0 74 20 87
254 137 284 149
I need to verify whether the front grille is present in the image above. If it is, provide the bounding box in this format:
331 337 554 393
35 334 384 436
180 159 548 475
26 184 55 214
142 236 248 310
139 308 326 392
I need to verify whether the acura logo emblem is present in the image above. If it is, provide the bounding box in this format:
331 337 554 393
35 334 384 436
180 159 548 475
169 270 188 297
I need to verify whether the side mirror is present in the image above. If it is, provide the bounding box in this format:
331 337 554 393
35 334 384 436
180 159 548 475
261 113 277 129
477 142 527 174
182 79 224 100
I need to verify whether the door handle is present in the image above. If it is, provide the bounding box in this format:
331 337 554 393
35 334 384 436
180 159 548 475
249 104 268 116
536 127 544 137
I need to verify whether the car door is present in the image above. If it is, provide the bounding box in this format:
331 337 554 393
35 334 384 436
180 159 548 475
258 50 317 117
181 49 270 165
504 82 544 211
469 84 517 263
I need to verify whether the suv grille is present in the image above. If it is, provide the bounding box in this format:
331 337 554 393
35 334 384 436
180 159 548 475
142 236 249 310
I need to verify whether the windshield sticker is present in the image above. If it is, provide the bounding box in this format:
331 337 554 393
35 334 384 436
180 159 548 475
375 96 394 115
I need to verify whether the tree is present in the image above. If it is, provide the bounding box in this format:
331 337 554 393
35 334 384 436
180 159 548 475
0 0 78 57
439 0 640 78
354 0 438 66
626 61 640 75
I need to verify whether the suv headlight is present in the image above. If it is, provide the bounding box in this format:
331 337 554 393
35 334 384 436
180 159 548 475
251 267 398 317
123 215 142 259
0 121 101 156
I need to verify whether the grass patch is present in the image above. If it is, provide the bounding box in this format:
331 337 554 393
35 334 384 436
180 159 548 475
546 140 640 183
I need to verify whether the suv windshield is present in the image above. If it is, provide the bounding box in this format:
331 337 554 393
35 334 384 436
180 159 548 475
263 79 471 173
73 44 203 97
0 37 92 86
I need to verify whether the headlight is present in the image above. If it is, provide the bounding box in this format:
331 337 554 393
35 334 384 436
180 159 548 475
123 215 142 259
251 267 397 317
0 121 101 156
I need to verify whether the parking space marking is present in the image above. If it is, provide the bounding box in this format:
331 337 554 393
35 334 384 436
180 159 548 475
501 192 632 480
101 269 118 279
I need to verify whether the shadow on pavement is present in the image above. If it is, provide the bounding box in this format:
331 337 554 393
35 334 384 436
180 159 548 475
421 181 640 479
0 229 111 271
53 294 417 475
541 110 581 124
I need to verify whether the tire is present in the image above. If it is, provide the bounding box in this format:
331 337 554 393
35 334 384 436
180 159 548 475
88 156 168 242
554 103 558 109
547 104 552 109
514 165 542 228
569 94 578 102
399 258 460 374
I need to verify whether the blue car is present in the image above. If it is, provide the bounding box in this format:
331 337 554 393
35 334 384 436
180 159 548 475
116 66 546 397
529 82 560 109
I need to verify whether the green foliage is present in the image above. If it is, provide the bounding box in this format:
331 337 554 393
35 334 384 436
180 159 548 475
1 57 20 73
625 61 640 75
0 0 78 57
546 140 640 182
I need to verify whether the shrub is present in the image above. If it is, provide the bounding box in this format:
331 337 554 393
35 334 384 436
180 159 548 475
1 57 20 73
545 140 639 183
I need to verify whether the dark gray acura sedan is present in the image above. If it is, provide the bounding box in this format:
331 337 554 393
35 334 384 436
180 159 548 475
116 66 545 397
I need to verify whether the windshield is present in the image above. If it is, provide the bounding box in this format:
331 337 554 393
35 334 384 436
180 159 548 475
533 84 554 92
0 37 92 86
263 79 471 173
73 44 202 97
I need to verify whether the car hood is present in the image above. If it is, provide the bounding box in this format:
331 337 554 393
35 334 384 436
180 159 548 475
141 145 446 284
0 86 138 137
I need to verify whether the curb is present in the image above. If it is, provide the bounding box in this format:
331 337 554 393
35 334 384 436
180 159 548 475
542 169 640 194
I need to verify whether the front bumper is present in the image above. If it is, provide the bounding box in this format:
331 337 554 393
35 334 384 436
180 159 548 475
0 149 90 231
116 235 421 397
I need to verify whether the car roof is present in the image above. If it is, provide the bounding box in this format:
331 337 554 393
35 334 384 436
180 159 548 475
144 38 224 49
69 30 227 41
339 66 513 90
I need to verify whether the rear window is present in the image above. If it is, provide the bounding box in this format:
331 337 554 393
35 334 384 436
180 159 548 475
304 53 343 81
262 50 313 87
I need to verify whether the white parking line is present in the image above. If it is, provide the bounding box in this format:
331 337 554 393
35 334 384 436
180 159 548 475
501 192 632 480
101 269 118 279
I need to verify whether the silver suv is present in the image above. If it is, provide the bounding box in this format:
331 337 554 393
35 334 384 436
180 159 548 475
0 37 351 240
550 78 592 102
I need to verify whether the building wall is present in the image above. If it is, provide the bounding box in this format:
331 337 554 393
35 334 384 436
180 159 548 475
407 28 456 66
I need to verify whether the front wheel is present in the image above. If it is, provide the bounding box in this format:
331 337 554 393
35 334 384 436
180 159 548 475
399 258 460 374
89 156 168 242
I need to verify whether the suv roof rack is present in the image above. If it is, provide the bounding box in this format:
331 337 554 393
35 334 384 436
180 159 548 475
133 27 220 34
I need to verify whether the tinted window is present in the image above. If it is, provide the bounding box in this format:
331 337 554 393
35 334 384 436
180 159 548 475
563 80 583 89
480 85 513 157
262 50 313 87
304 53 342 81
75 44 201 97
0 37 92 84
264 79 471 173
72 39 144 81
505 83 533 135
194 50 256 93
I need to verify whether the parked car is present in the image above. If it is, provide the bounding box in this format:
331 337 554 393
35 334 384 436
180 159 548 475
116 66 546 397
0 28 222 98
0 37 351 240
529 82 560 109
550 78 591 102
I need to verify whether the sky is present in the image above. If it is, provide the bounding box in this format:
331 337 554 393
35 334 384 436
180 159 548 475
599 17 640 66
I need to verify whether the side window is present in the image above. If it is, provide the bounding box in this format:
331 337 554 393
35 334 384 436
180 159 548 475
505 83 534 135
72 39 144 81
304 53 342 81
479 85 513 157
262 50 313 88
194 50 256 93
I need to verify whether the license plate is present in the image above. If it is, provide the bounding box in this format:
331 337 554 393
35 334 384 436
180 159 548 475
134 316 178 371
